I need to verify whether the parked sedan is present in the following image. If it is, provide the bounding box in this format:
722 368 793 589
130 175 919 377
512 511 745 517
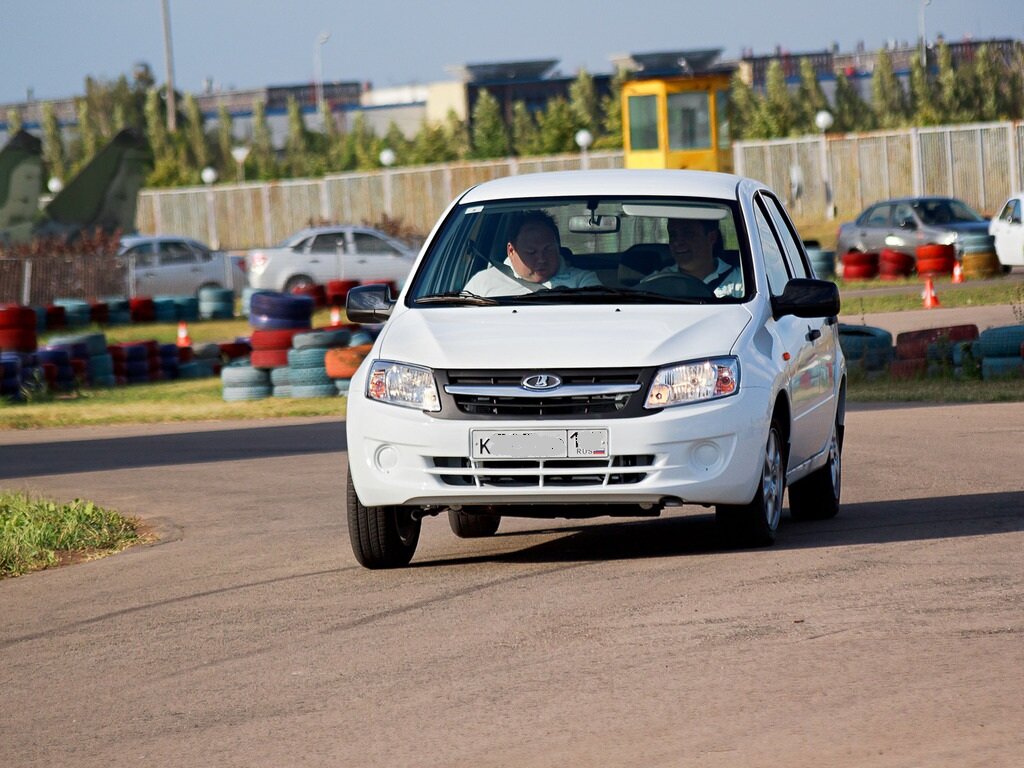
118 235 245 296
989 193 1024 268
245 225 417 293
836 196 991 256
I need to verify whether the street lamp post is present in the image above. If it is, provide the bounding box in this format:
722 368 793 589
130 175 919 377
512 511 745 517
314 31 331 116
574 129 593 170
815 110 835 220
919 0 932 67
201 166 220 251
230 145 250 183
379 148 396 216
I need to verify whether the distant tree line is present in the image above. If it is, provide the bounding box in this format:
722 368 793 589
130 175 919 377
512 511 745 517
730 41 1024 139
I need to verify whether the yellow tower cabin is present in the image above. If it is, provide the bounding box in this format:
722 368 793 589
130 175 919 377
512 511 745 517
619 50 735 172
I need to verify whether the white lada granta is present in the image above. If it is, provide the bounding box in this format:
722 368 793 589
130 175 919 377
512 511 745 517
343 169 846 568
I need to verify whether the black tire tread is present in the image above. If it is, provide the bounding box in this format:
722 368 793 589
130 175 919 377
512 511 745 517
346 470 419 568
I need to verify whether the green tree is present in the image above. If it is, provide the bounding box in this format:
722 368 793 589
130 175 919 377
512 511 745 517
972 44 1009 121
283 96 310 176
871 48 909 128
183 93 209 175
381 121 412 166
728 73 760 140
6 109 22 134
469 89 509 158
568 69 601 132
535 97 576 153
594 67 625 149
40 102 66 183
215 105 235 179
759 59 795 136
832 71 874 132
511 101 542 156
935 41 965 123
249 100 276 179
793 58 830 135
408 119 457 165
909 54 940 125
75 98 101 165
443 109 470 160
343 113 380 170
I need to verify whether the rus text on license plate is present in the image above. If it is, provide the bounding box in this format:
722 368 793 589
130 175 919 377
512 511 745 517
470 429 608 459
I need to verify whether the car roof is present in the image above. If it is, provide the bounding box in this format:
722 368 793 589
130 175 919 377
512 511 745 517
458 169 746 204
120 234 207 247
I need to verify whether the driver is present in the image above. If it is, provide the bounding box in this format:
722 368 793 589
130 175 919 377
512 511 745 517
641 218 743 298
464 210 601 296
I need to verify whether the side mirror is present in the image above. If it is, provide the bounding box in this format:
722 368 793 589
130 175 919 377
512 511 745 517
771 278 840 320
346 283 395 323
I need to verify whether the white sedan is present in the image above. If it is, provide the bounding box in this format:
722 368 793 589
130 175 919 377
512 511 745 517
990 193 1024 268
343 170 846 568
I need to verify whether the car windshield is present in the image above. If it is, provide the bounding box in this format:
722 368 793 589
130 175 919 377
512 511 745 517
912 199 985 225
406 196 749 305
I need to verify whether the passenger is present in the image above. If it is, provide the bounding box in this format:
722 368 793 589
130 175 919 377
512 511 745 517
464 210 600 296
641 217 743 298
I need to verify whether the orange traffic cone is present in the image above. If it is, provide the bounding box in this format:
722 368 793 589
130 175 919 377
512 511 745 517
922 276 941 309
952 260 964 284
329 305 342 326
176 320 192 347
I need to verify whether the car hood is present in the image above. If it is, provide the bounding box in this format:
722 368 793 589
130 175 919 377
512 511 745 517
376 304 753 369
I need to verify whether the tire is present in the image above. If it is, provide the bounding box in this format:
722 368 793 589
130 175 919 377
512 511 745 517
974 325 1024 358
287 347 329 369
448 509 501 538
289 383 338 398
288 367 333 387
250 291 315 320
222 384 272 401
221 364 270 386
716 419 785 547
840 262 879 280
285 275 316 294
789 420 842 521
347 469 420 568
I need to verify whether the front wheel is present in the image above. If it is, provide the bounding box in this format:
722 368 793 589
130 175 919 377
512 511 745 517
716 420 786 547
346 469 420 568
788 421 843 521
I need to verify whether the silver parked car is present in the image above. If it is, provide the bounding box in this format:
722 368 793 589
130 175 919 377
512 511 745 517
245 225 417 292
119 235 245 296
836 196 991 256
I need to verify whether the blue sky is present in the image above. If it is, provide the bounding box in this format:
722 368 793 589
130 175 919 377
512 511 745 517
0 0 1017 105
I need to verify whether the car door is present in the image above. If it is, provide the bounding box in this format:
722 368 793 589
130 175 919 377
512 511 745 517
858 203 893 253
345 229 413 284
152 239 203 295
305 231 345 284
125 241 156 296
991 197 1024 266
755 192 837 471
885 201 921 253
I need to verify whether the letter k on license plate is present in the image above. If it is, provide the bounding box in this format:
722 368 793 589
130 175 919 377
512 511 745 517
470 429 608 459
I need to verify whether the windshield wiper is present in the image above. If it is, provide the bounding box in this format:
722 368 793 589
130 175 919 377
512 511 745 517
413 290 501 306
508 286 708 304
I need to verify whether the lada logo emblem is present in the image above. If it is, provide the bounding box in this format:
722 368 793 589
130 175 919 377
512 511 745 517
522 374 562 391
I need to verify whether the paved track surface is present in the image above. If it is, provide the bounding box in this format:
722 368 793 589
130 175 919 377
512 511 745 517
2 405 1022 767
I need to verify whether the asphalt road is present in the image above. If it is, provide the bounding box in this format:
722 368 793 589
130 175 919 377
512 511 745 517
1 405 1022 767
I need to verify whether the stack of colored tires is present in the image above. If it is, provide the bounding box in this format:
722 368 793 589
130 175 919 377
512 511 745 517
53 299 92 329
250 292 314 332
152 297 178 323
879 248 915 280
915 243 955 276
221 362 272 401
893 325 979 380
1 352 25 399
36 347 77 391
251 328 304 370
192 342 224 376
286 327 353 398
290 283 327 307
90 301 109 326
45 304 67 331
326 280 359 307
198 286 235 319
49 332 115 388
103 298 132 325
974 325 1024 380
109 342 154 385
841 251 879 280
0 305 38 355
174 296 200 322
325 343 374 394
958 233 1002 279
837 324 892 377
158 343 180 380
219 340 252 362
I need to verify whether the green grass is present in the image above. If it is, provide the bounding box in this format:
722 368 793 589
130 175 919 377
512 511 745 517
838 278 1024 315
847 375 1024 403
0 491 141 578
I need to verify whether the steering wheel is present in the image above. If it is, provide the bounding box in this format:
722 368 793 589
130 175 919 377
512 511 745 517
639 272 716 300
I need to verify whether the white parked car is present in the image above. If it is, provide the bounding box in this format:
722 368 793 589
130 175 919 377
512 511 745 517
344 170 846 568
245 225 417 292
989 193 1024 268
118 235 245 296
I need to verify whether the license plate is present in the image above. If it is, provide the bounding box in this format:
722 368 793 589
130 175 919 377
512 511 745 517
470 429 608 459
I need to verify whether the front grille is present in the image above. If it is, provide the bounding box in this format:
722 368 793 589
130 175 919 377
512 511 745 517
435 368 656 420
431 455 654 487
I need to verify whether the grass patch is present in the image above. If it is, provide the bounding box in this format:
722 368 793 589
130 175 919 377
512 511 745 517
0 377 345 430
0 491 142 578
848 375 1024 403
838 279 1023 315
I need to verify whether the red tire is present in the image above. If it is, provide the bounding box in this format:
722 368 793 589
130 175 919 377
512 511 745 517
916 256 954 275
0 305 36 329
250 349 290 369
879 248 915 275
896 325 978 347
916 243 955 261
841 262 879 280
130 297 155 323
889 358 927 380
0 327 37 352
45 305 67 330
842 251 879 268
290 283 327 307
324 344 373 379
326 280 360 306
250 328 304 351
218 341 252 360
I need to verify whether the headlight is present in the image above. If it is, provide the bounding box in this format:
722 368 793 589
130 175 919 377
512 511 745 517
366 360 440 412
645 357 739 409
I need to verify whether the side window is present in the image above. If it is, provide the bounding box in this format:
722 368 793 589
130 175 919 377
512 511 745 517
126 242 155 268
865 204 892 227
352 232 400 255
310 234 342 253
1005 199 1022 224
159 241 196 266
753 199 792 297
893 203 916 228
762 195 810 279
